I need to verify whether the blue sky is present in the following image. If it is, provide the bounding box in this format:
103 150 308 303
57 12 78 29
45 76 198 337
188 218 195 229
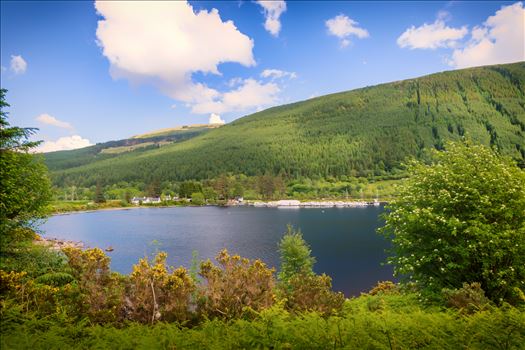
1 1 523 152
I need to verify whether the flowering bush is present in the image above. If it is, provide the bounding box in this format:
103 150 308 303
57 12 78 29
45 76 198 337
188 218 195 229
199 249 275 319
380 141 525 304
128 252 195 323
368 281 399 296
63 247 124 323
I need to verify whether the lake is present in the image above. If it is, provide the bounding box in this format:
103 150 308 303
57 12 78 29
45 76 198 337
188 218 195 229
41 206 393 296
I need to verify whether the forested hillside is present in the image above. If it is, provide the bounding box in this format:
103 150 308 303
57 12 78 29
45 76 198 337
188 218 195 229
48 62 525 187
44 125 215 172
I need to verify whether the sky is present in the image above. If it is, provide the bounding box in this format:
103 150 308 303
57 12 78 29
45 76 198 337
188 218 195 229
1 1 524 152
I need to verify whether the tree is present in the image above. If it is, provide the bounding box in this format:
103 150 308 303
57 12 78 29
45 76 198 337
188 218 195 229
232 181 244 198
0 89 41 152
278 225 315 286
124 191 132 204
258 175 275 200
277 225 344 314
146 178 161 197
202 187 217 202
191 192 205 206
94 181 106 203
0 89 51 240
380 141 525 304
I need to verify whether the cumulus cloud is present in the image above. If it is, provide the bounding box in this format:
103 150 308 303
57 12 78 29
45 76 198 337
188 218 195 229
449 2 525 68
10 55 27 74
209 113 225 125
255 1 286 37
36 113 73 130
397 16 468 49
260 69 297 80
326 14 369 48
34 135 92 153
95 1 255 109
191 78 280 114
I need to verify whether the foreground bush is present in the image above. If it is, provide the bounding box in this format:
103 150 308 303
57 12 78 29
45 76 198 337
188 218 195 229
278 226 344 315
2 295 524 349
284 273 345 316
128 252 195 323
63 248 124 323
381 141 525 304
198 249 275 319
443 282 491 314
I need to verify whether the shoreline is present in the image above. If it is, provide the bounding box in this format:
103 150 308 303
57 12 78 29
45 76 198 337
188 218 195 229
34 236 85 251
51 199 387 215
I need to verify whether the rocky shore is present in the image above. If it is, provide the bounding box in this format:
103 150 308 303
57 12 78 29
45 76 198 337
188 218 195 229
34 236 84 251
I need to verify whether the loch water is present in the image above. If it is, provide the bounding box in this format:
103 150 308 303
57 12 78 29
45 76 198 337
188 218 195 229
41 206 393 296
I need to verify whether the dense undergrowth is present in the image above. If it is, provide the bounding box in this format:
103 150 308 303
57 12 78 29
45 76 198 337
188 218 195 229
1 234 524 350
2 296 524 350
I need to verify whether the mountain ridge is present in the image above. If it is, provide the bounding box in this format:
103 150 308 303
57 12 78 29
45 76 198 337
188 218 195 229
46 62 525 187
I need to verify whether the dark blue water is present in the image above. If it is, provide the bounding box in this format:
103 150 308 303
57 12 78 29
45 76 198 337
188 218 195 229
41 206 393 296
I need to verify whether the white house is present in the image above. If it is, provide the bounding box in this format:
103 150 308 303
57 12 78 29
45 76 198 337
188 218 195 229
131 196 161 205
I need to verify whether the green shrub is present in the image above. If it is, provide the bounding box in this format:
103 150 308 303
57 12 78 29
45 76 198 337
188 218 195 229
381 141 525 304
190 192 205 205
443 282 491 313
284 273 345 316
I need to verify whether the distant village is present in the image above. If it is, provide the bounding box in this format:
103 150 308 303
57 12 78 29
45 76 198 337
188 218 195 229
130 196 380 208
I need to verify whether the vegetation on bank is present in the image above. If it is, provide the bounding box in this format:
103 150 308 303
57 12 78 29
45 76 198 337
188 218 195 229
46 62 525 188
51 176 401 209
2 89 525 348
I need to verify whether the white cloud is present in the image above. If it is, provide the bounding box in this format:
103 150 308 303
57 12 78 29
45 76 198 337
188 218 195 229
10 55 27 74
260 69 297 80
191 78 280 114
95 1 255 108
255 1 286 37
449 2 525 68
34 135 92 153
397 17 468 49
227 77 244 87
36 113 73 130
209 113 225 125
326 14 369 48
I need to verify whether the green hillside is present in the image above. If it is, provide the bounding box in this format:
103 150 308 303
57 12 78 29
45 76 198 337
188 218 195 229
44 124 216 172
48 62 525 187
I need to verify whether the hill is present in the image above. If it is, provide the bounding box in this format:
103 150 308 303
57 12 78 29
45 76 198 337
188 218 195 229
131 124 221 139
47 62 525 187
43 124 218 172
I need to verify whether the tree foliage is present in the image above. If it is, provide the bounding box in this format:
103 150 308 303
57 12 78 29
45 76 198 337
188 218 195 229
381 141 525 304
278 225 344 314
0 89 52 242
278 225 315 286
